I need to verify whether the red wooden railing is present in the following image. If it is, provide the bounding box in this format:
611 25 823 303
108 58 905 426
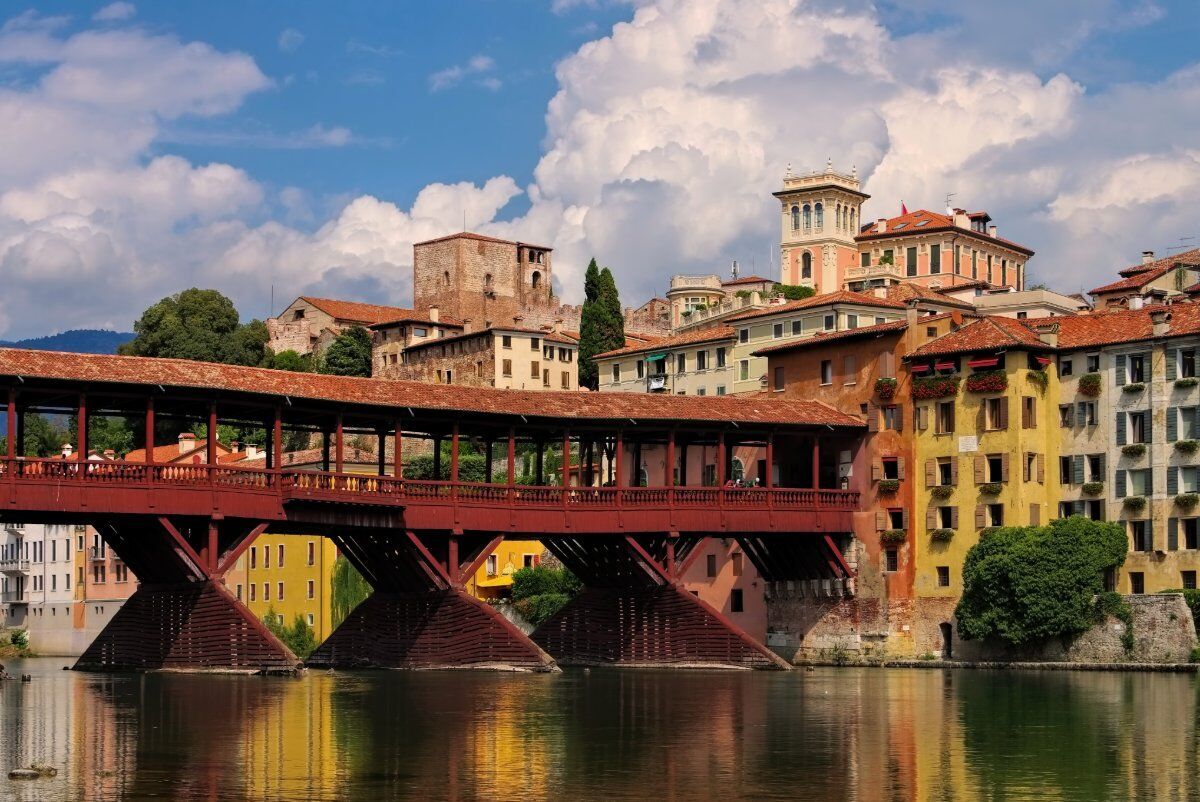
0 457 859 511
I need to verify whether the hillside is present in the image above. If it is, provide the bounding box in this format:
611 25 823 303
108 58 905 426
0 329 133 355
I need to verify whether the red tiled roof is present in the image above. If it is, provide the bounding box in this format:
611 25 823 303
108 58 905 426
593 327 735 360
722 275 774 287
299 297 444 327
1089 249 1200 295
726 290 905 323
1053 303 1200 350
909 315 1045 358
0 348 861 428
403 326 576 353
561 331 659 349
883 282 976 310
370 312 464 329
124 441 240 464
855 209 1034 256
1185 282 1200 295
412 231 552 251
751 320 909 357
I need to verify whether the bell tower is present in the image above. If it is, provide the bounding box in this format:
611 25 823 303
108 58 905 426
773 160 869 294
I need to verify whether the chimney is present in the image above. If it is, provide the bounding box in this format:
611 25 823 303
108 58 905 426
178 433 197 455
230 441 240 454
876 218 888 233
1142 250 1156 264
1033 322 1059 348
953 209 969 228
61 443 73 458
428 305 439 323
905 299 920 330
873 287 888 299
246 444 260 460
987 224 998 238
103 449 115 460
1129 295 1145 311
1150 308 1171 336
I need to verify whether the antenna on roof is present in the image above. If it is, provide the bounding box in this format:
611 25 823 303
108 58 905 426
944 192 957 215
1166 236 1196 253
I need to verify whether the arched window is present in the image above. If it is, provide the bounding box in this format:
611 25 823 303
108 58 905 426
836 203 843 231
849 208 856 233
814 202 824 230
531 271 542 289
443 270 451 287
802 204 812 231
801 251 812 279
791 205 800 231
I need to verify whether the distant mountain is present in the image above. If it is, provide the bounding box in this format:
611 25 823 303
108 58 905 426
0 329 133 355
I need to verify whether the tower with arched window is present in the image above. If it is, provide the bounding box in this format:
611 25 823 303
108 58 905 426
775 161 868 295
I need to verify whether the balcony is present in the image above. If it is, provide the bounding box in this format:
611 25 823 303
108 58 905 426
0 589 29 603
845 263 903 282
89 546 108 561
0 556 30 574
4 522 24 534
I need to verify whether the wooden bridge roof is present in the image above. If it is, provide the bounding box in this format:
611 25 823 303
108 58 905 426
0 348 862 429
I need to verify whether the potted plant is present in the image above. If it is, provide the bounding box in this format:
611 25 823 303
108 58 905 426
1081 481 1104 496
912 375 960 400
1122 443 1147 458
1176 493 1199 509
1175 377 1198 389
1176 439 1200 455
1122 495 1147 511
965 370 1008 393
877 478 900 494
880 529 907 544
930 528 954 542
875 377 898 401
1122 382 1146 394
1078 372 1102 397
931 485 954 499
979 482 1002 496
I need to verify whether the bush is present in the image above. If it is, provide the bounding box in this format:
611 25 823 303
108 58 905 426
1078 373 1102 397
965 370 1007 393
263 609 318 660
877 479 899 494
1175 439 1200 455
1122 382 1146 394
1161 588 1200 636
10 629 29 649
1081 482 1104 496
1121 443 1147 458
773 284 817 302
1191 646 1200 664
912 375 960 400
510 565 581 627
1095 591 1135 653
515 593 572 627
1027 369 1048 392
955 517 1127 646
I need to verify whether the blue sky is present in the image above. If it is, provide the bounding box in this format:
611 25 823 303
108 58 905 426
1 1 1199 337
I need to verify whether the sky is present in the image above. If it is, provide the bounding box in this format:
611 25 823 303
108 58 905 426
1 0 1199 338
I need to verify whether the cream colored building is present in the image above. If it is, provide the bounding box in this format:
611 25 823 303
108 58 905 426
594 327 736 397
382 326 578 390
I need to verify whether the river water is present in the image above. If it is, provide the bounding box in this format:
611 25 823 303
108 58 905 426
0 658 1197 801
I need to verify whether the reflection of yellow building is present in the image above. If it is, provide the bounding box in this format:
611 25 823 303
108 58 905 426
237 674 340 800
465 540 544 599
225 534 338 641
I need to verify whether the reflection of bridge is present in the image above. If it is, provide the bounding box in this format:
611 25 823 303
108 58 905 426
0 348 864 672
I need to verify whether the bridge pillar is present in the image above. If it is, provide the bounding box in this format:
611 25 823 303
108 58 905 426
307 530 556 672
532 535 790 670
75 517 299 673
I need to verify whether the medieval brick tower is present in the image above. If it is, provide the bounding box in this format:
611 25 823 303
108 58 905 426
774 161 868 294
413 232 557 329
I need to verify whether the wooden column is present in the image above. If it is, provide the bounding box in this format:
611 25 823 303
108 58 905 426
206 402 217 466
321 430 331 472
334 414 344 473
485 439 494 483
6 389 16 461
633 439 642 487
665 430 676 487
680 442 689 486
535 439 544 485
394 421 403 479
562 429 571 486
614 430 624 489
78 393 88 480
506 427 516 487
144 397 155 484
272 406 282 471
377 428 386 476
447 535 460 585
764 434 774 489
716 433 726 487
207 519 219 573
450 423 460 483
433 435 442 479
811 436 821 490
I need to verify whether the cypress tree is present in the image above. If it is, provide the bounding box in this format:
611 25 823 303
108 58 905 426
596 267 626 366
577 258 606 389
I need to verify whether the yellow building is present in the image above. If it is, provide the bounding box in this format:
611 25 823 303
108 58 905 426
907 316 1061 655
464 539 545 599
226 534 338 641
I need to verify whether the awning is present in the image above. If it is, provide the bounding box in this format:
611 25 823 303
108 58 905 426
475 575 514 588
934 361 956 371
646 353 667 362
968 357 1000 369
1035 356 1052 366
911 364 930 374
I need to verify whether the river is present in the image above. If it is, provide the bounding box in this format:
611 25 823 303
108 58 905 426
0 658 1197 801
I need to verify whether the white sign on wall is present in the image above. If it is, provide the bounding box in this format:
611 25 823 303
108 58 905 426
958 435 978 453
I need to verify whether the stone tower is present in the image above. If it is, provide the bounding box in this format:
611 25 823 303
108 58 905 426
773 161 869 294
412 232 556 329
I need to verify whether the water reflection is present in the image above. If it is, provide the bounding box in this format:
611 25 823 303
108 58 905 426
0 659 1195 801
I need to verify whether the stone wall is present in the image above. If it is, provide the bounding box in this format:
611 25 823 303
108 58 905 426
414 236 557 328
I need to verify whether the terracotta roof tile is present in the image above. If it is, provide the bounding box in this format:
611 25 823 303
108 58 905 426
726 290 905 323
855 209 1034 255
1089 250 1200 295
298 297 457 327
403 326 577 353
909 315 1045 358
412 231 552 250
1053 303 1200 350
721 275 774 287
593 327 735 360
883 283 976 310
0 348 861 429
751 320 909 357
370 312 464 328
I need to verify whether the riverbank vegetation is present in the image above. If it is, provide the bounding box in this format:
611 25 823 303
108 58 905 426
956 517 1128 646
511 565 581 626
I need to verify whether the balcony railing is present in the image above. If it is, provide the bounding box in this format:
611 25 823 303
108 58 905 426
0 590 29 603
0 557 30 574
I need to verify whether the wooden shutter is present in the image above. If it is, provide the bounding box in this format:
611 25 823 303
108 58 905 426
1097 453 1105 475
975 504 986 529
1062 404 1074 427
950 456 959 485
1036 453 1045 484
901 508 909 530
998 397 1009 430
1021 398 1031 429
1168 518 1179 551
1030 503 1040 526
977 402 987 432
1116 353 1126 386
880 350 896 378
1073 455 1084 485
1076 401 1088 426
974 455 985 484
1001 452 1010 482
926 505 938 531
1167 349 1177 381
1167 407 1178 442
925 459 937 488
1146 468 1154 495
1115 469 1126 498
917 406 928 431
894 405 904 430
897 457 906 480
1168 466 1178 496
950 506 959 529
876 510 887 530
1145 411 1153 443
867 404 880 432
872 462 882 481
948 403 955 433
1115 412 1126 446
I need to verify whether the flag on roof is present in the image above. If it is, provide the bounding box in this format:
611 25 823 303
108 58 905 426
900 201 908 215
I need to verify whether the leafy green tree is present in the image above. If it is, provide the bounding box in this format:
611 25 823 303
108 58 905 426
17 413 68 457
268 349 312 372
510 565 581 627
330 556 372 630
955 517 1127 646
772 284 816 301
119 288 269 366
320 326 373 377
68 415 135 457
577 260 626 390
263 608 318 659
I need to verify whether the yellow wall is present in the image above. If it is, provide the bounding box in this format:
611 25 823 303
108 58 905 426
464 540 544 599
227 534 338 641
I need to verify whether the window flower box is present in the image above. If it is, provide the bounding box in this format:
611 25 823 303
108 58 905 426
880 529 907 544
965 370 1007 393
1078 372 1102 397
931 485 954 499
979 482 1002 496
1175 439 1199 455
1081 481 1104 496
1175 377 1198 390
877 479 900 494
1176 493 1199 509
930 528 954 542
875 377 898 401
1122 382 1145 394
1122 495 1146 511
1027 369 1049 392
912 375 960 400
1121 443 1147 458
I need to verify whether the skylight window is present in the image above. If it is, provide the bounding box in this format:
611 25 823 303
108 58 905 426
915 220 930 227
892 223 907 230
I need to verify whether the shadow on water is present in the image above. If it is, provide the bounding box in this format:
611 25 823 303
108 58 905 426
0 659 1197 801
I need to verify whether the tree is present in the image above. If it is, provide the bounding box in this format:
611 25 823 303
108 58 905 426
268 349 312 372
68 415 135 457
955 517 1127 646
263 608 318 659
320 326 373 377
119 288 269 366
18 413 68 457
577 263 625 390
772 284 816 301
330 556 372 630
510 565 581 626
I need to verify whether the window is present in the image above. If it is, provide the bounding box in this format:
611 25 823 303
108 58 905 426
937 506 954 528
1186 519 1199 550
986 454 1004 483
677 353 686 373
611 364 621 383
1128 353 1146 383
1129 411 1148 444
1182 407 1199 441
1182 349 1197 378
1128 469 1150 497
697 351 708 370
730 589 744 613
823 314 835 331
885 549 898 572
739 328 749 343
264 546 270 569
773 366 785 392
307 541 315 567
883 405 900 430
530 361 541 380
861 251 870 268
249 584 256 601
1087 454 1104 482
791 205 800 230
503 359 513 377
906 246 917 277
716 348 726 368
263 583 270 601
987 504 1004 527
1130 572 1145 595
984 397 1005 430
706 553 717 578
1182 571 1197 590
523 554 537 569
561 371 570 389
846 314 859 331
773 322 784 339
935 401 955 434
1059 405 1074 426
937 457 953 486
413 327 427 338
888 509 904 529
1060 456 1073 485
936 566 950 587
501 335 512 349
278 544 284 568
739 360 749 381
929 245 941 275
278 582 284 601
791 320 802 336
843 356 857 383
635 360 644 379
1059 357 1073 376
307 580 315 599
1080 401 1098 426
732 552 744 577
530 337 540 351
1087 353 1100 372
250 547 256 569
716 385 727 396
882 458 900 480
820 360 832 385
1022 396 1036 429
543 369 550 388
